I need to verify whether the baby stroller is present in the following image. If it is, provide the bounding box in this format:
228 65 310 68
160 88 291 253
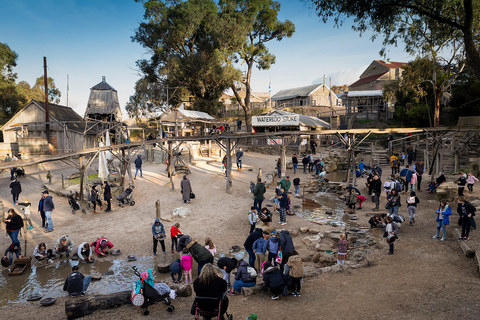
14 167 26 178
131 266 175 316
117 185 135 207
193 294 233 320
68 193 85 215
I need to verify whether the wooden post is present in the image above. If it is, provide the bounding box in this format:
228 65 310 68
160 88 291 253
281 138 286 178
208 140 212 158
120 148 126 190
454 152 458 173
168 141 174 191
345 135 352 183
226 138 232 194
62 174 64 189
155 200 161 220
79 157 84 202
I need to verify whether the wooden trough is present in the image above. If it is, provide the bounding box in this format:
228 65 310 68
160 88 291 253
9 256 32 276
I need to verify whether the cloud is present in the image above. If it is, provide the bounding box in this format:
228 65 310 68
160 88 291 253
312 65 369 87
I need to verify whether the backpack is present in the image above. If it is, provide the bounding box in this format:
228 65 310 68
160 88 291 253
407 196 416 204
392 158 398 166
349 192 359 204
247 267 257 278
395 181 403 192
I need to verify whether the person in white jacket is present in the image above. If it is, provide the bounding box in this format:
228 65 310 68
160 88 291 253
77 242 93 262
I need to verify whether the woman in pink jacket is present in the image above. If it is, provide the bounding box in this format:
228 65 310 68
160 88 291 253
467 172 479 193
90 236 114 257
409 173 417 192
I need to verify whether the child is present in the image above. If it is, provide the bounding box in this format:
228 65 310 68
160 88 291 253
259 207 272 227
180 247 193 283
401 152 406 166
383 178 392 198
152 218 166 256
252 231 269 272
433 199 452 241
248 206 257 234
406 191 420 225
284 251 304 297
170 258 182 283
170 223 182 253
293 177 300 197
337 234 348 265
19 200 33 229
385 216 398 255
358 160 365 175
204 237 216 256
467 172 479 193
267 230 280 266
457 171 467 196
409 173 417 192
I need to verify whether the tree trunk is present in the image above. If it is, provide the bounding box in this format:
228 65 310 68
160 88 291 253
433 89 441 127
463 0 480 84
65 291 131 320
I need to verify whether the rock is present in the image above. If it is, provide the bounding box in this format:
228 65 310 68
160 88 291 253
326 232 343 241
266 203 273 207
299 227 310 233
173 207 191 218
241 283 265 296
104 270 114 276
302 235 321 246
348 236 357 244
315 242 334 252
303 265 320 277
308 228 321 235
325 210 333 215
288 228 300 237
319 264 343 273
157 263 171 273
293 204 301 208
169 283 192 297
301 255 312 262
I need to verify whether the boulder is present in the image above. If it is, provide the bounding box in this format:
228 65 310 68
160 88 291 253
308 228 321 235
303 265 320 278
315 242 334 252
299 227 310 234
173 207 191 218
169 283 192 297
241 283 265 296
301 255 312 262
326 232 343 241
302 235 321 246
157 263 170 273
288 228 300 237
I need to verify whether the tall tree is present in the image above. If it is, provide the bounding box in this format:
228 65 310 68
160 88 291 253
310 0 480 83
125 77 167 120
0 43 18 82
33 76 61 104
133 0 242 115
227 0 295 132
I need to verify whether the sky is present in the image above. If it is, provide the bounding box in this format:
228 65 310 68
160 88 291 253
0 0 413 118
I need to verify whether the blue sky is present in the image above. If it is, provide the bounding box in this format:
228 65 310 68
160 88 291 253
0 0 413 118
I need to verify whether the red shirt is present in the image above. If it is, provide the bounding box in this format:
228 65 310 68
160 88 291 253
170 226 181 238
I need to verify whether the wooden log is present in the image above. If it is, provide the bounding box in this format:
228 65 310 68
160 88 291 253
155 200 161 220
475 251 480 274
226 139 231 194
455 228 475 258
65 290 131 320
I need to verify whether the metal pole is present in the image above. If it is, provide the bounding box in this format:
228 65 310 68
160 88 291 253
43 57 50 144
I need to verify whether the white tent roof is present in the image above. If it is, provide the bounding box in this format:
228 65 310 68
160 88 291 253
161 104 215 121
347 90 383 97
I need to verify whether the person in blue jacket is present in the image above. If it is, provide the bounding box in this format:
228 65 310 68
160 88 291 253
152 218 166 256
433 199 452 241
134 155 143 179
252 231 269 272
400 165 413 194
170 258 182 283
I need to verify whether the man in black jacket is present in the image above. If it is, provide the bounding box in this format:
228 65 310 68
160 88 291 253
9 178 21 205
372 175 382 211
104 181 112 212
457 197 476 241
278 230 295 271
217 257 238 286
63 265 91 296
244 228 263 268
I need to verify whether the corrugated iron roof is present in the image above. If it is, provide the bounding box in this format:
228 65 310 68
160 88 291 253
271 84 324 101
349 73 386 87
266 110 330 128
178 105 214 120
91 77 117 91
347 90 383 97
375 60 408 69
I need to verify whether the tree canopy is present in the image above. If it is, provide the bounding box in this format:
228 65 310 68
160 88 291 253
310 0 480 83
0 43 25 125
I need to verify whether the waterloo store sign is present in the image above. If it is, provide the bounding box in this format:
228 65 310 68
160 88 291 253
252 114 299 127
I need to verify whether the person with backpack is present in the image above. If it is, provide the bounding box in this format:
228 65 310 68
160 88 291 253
386 189 401 215
229 260 256 295
384 216 398 255
278 230 295 272
400 165 413 194
413 160 425 192
263 261 287 300
293 177 301 197
346 188 359 210
252 231 269 272
406 191 420 225
433 199 452 241
457 171 467 196
301 155 309 174
389 154 399 175
247 207 258 234
457 197 476 241
292 153 298 174
284 251 304 297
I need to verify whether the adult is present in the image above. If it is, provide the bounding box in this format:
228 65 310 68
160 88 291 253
389 154 399 175
237 119 242 131
9 178 21 205
38 192 46 229
284 251 304 297
399 165 413 194
406 191 420 225
3 241 21 265
253 178 266 212
308 153 314 173
77 242 94 262
178 235 214 276
4 153 11 162
278 187 289 226
42 190 55 233
427 172 446 193
33 242 54 262
301 155 309 174
193 263 229 316
386 189 401 215
384 216 397 255
152 218 166 256
230 260 256 295
89 185 103 214
236 147 244 171
10 155 18 180
278 176 291 194
134 154 143 179
457 171 467 197
276 158 282 178
259 207 273 227
292 153 298 174
262 261 287 300
293 177 301 197
180 175 192 203
54 235 75 259
217 257 238 287
372 164 382 178
103 181 112 212
413 160 425 192
371 175 382 211
346 186 366 209
407 149 415 166
310 139 317 155
63 265 91 296
243 228 263 268
457 197 476 241
278 230 295 272
4 209 23 248
90 236 114 257
433 199 452 241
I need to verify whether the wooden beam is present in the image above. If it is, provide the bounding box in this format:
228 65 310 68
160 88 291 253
226 138 232 194
168 141 174 191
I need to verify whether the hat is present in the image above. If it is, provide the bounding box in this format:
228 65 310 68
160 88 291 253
42 190 49 195
272 230 278 235
246 314 258 320
286 175 290 178
100 239 108 248
72 266 79 271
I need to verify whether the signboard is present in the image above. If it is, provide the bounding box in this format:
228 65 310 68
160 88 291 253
252 114 299 127
267 138 282 145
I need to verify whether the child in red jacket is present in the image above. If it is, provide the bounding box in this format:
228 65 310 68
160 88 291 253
170 223 182 253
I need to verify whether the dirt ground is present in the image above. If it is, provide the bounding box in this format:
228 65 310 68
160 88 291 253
1 150 480 320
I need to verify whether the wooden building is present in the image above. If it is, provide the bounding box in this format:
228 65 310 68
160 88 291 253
0 100 97 155
271 83 339 108
85 76 123 122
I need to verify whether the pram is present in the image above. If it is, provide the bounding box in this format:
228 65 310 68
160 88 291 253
14 167 26 178
193 294 233 320
117 185 135 207
68 193 86 214
131 266 174 316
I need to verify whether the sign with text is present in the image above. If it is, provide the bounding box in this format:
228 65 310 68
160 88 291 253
252 114 299 127
267 138 282 145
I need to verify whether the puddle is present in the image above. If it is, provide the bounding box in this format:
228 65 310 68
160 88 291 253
0 250 245 307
